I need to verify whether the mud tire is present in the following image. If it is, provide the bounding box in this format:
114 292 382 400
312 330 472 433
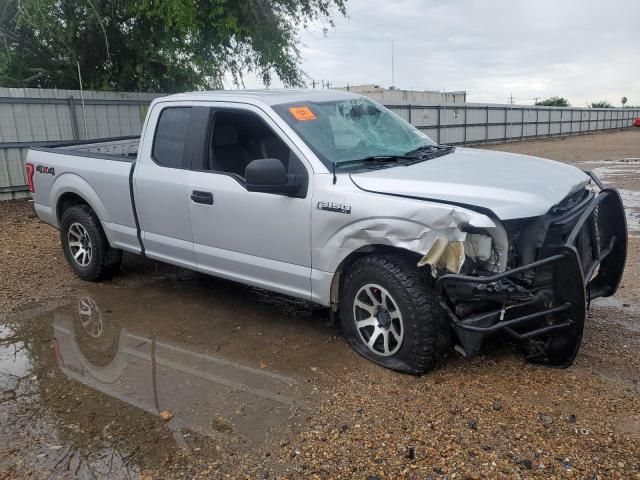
60 205 120 281
340 254 452 374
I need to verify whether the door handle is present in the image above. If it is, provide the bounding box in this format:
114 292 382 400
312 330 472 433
191 190 214 205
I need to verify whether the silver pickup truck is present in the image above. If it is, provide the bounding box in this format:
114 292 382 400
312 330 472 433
27 89 627 374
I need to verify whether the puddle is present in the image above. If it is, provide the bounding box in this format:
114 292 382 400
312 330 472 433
581 159 640 233
591 297 640 333
0 279 352 477
0 324 30 391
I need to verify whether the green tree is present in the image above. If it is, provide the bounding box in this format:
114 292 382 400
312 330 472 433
535 96 570 107
0 0 346 92
590 100 613 108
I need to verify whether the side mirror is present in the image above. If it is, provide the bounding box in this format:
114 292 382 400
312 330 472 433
245 158 301 195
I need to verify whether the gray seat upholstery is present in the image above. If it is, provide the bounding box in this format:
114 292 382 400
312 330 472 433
212 123 251 177
260 136 291 169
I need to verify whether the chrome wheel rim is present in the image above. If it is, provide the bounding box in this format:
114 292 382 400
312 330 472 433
353 283 404 356
68 222 92 267
78 296 102 337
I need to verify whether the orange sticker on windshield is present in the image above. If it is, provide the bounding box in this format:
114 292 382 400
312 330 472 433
289 106 317 121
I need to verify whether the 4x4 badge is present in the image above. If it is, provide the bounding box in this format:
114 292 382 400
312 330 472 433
317 201 351 214
36 165 55 175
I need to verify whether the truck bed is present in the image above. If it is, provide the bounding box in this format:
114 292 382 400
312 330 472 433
27 136 141 255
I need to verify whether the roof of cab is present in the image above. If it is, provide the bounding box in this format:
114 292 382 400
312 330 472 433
157 88 362 107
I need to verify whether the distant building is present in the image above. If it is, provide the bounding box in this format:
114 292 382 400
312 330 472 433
338 84 466 105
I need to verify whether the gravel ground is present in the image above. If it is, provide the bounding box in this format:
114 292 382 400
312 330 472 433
1 129 640 479
478 128 640 163
0 204 80 321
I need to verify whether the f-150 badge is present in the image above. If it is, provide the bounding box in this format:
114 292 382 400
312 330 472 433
317 201 351 214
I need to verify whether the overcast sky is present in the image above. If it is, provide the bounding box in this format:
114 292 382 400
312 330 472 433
242 0 639 106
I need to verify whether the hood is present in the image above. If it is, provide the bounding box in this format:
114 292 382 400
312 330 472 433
349 147 590 220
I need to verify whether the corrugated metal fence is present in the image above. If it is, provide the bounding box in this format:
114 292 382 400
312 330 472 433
1 87 639 200
388 103 640 145
0 88 160 200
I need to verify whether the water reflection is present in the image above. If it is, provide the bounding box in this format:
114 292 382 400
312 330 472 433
1 278 346 477
52 292 309 449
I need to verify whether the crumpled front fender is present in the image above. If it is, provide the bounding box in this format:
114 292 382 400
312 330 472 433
312 188 498 275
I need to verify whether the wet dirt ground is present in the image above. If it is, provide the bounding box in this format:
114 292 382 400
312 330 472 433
1 129 640 479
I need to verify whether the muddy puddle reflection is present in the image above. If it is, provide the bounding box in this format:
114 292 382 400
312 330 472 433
1 278 352 478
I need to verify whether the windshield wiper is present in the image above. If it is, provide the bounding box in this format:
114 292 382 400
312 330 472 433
405 144 454 157
335 146 455 170
334 155 415 168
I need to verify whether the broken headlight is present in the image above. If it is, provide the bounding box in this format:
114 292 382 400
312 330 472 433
418 231 500 275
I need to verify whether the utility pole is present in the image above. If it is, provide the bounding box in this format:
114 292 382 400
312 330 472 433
391 40 395 88
312 80 316 89
509 93 514 105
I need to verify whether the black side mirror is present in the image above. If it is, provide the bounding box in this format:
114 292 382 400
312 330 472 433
245 158 301 195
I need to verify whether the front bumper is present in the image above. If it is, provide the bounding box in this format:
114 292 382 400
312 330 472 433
435 184 627 367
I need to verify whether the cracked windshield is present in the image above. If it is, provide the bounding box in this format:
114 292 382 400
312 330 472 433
275 99 436 166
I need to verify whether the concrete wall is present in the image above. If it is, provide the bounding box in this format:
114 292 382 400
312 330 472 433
341 84 467 106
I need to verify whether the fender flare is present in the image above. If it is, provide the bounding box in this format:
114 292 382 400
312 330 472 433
50 172 110 227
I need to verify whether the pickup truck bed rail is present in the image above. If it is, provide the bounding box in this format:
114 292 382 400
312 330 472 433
30 135 139 161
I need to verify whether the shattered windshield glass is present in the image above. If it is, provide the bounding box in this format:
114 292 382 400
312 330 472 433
274 98 436 167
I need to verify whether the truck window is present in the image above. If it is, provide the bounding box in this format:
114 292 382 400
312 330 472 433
152 107 192 168
208 110 300 180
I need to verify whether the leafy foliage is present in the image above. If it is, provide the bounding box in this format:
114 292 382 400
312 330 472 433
590 100 613 108
0 0 346 92
535 97 570 107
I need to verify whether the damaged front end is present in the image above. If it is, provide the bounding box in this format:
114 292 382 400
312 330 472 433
424 177 627 367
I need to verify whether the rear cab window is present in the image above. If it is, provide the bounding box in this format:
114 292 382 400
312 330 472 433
152 107 192 168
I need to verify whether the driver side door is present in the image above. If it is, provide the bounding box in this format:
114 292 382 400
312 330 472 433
188 104 313 300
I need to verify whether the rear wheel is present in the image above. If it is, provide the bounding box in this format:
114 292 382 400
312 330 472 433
340 254 452 374
60 205 121 281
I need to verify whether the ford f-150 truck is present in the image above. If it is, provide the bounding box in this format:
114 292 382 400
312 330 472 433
26 90 627 374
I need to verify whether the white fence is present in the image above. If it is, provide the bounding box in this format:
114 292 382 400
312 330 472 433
0 87 638 200
387 103 640 145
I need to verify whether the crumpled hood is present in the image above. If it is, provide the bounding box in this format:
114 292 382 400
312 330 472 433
349 147 590 220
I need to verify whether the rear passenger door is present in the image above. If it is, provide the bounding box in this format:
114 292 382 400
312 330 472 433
188 104 313 300
134 104 207 269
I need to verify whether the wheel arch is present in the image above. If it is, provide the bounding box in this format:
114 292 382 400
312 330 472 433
51 174 108 228
57 192 92 224
329 244 423 308
55 188 115 249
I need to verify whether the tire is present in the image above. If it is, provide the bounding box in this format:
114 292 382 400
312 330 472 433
60 204 120 281
104 247 123 275
340 254 452 374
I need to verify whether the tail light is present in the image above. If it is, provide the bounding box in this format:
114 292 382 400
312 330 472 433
25 162 35 192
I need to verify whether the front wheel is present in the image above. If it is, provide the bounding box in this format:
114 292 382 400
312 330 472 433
340 254 452 374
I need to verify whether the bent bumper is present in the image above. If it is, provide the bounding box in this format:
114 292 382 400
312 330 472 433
435 186 627 367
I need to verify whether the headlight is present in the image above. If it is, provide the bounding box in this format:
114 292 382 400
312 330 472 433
418 236 465 273
464 234 493 262
418 233 494 274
